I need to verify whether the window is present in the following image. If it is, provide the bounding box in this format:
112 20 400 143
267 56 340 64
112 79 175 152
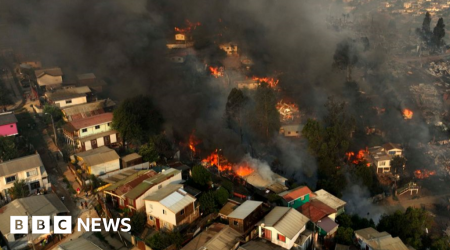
389 151 396 155
65 100 72 104
149 215 153 220
180 209 185 215
380 161 386 166
296 131 299 134
10 125 13 128
26 169 38 177
277 234 286 242
30 181 40 190
288 131 291 135
163 209 166 215
107 122 111 126
81 128 87 133
233 221 238 226
5 175 16 184
95 125 100 129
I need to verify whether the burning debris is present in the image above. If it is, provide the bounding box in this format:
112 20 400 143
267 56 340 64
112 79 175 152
252 76 279 88
414 169 436 179
346 149 370 166
174 19 201 34
403 109 414 119
188 131 201 154
427 61 450 77
209 66 224 78
276 100 300 122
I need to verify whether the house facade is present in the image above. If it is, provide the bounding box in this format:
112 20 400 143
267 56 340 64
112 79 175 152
279 186 313 209
145 184 199 231
45 86 91 108
0 153 49 200
71 146 120 176
219 43 238 55
257 207 309 249
366 143 403 174
228 200 264 234
34 67 63 89
63 112 118 151
0 112 18 137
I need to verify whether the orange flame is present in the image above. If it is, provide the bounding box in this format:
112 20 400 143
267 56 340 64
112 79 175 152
175 20 201 34
252 76 279 88
234 164 254 177
346 149 370 166
201 150 255 176
209 66 223 78
276 100 300 122
414 169 436 179
188 132 201 153
403 109 413 119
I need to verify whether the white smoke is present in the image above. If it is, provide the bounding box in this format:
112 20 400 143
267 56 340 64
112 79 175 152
239 153 275 182
341 184 386 223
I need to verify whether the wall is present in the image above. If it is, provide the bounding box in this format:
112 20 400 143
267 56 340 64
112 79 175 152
89 159 120 176
146 201 176 227
134 172 182 210
287 194 310 209
78 122 112 138
0 123 18 137
0 166 45 197
55 96 87 108
37 75 62 87
258 225 304 249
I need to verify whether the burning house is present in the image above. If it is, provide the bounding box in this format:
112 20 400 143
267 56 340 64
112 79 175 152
277 99 301 137
166 20 199 49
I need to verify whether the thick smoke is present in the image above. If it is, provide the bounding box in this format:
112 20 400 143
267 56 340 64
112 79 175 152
238 154 275 182
341 184 386 223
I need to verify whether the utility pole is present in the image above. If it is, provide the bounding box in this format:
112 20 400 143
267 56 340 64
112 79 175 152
45 113 57 149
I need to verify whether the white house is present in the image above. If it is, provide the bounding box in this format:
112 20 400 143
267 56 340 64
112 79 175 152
145 183 199 231
45 86 91 108
382 143 403 156
257 207 309 249
0 153 49 201
366 143 403 174
34 67 63 89
0 194 69 250
103 168 183 211
62 112 118 151
71 146 120 176
219 43 238 55
354 227 408 250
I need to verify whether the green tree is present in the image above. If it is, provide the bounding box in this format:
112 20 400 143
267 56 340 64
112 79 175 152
112 95 163 147
199 191 217 214
336 214 353 228
215 187 229 206
191 165 211 188
226 88 248 136
302 98 355 197
422 11 432 34
138 140 159 163
335 227 354 245
129 211 147 235
0 136 19 161
9 180 29 200
431 236 450 250
391 156 406 174
433 18 445 48
251 82 280 141
146 232 165 250
145 230 184 250
377 207 432 249
43 104 63 125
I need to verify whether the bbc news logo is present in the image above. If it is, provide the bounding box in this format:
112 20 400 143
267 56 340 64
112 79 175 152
10 216 131 234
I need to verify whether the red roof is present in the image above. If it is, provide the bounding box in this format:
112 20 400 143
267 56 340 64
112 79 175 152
282 186 313 202
298 200 336 223
69 112 113 130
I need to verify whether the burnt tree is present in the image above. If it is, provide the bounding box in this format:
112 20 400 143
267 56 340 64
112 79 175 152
333 39 358 82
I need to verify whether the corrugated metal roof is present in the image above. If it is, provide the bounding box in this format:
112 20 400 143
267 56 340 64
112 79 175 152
61 99 115 119
202 225 241 250
0 112 17 126
355 227 409 250
160 189 195 213
316 217 338 234
227 200 262 220
144 183 183 201
279 186 313 202
35 67 63 78
46 86 91 101
65 113 113 131
58 237 103 250
75 146 119 166
219 202 239 216
314 189 346 210
121 153 142 162
0 153 44 177
260 207 309 239
126 168 181 200
0 194 69 235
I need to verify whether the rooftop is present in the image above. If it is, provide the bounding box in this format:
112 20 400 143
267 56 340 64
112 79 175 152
228 200 262 220
219 201 239 217
298 199 336 223
279 186 313 202
108 170 157 196
316 217 338 234
259 206 309 239
355 227 409 250
0 112 17 126
74 146 120 166
122 153 142 162
35 67 63 78
61 99 115 121
46 86 91 102
383 142 402 151
241 171 287 190
77 73 96 81
145 184 195 213
57 238 103 250
314 189 346 210
181 223 228 250
200 225 241 250
125 168 181 200
238 239 286 250
64 112 113 131
0 153 44 177
0 194 69 235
